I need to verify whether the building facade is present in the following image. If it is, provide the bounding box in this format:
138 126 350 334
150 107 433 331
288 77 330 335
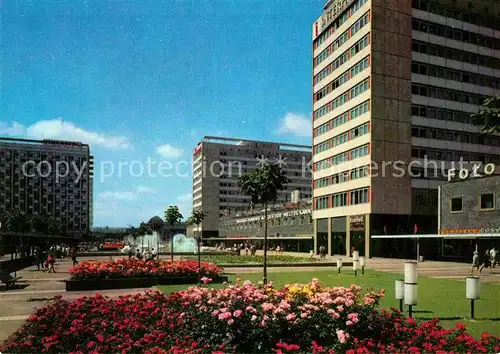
311 0 500 257
192 136 312 238
0 137 94 238
219 197 314 252
438 174 499 260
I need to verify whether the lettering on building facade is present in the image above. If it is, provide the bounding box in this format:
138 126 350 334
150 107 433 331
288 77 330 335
440 228 500 234
235 209 311 224
349 214 365 231
318 0 356 35
447 163 496 182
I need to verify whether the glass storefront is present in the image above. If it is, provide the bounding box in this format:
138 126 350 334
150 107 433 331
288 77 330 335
331 217 346 255
316 218 328 254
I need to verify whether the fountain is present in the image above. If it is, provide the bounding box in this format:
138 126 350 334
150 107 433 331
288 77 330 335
124 231 163 252
122 232 197 254
173 234 197 253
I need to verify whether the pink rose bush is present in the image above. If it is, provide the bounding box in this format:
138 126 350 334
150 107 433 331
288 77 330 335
69 258 223 281
2 279 499 353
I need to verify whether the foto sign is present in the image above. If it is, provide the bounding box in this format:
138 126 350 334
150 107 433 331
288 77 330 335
447 163 496 182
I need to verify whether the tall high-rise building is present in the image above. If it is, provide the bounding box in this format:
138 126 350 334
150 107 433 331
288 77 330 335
311 0 500 258
0 137 94 237
192 136 312 237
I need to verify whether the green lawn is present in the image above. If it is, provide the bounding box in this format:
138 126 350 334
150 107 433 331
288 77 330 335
181 255 323 264
156 270 500 338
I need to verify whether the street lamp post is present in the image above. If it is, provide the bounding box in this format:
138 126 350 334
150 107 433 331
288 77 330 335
196 229 202 285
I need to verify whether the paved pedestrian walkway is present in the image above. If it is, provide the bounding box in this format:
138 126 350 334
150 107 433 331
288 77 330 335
0 255 498 344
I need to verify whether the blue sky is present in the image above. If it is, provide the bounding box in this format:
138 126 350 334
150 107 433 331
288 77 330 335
2 0 320 227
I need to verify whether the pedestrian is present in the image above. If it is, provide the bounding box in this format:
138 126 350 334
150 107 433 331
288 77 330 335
136 249 143 260
479 250 492 274
151 248 157 260
47 250 56 273
490 246 497 268
71 246 79 266
470 250 480 276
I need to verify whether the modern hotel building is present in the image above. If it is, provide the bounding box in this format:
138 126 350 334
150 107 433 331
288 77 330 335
311 0 500 259
0 138 94 238
192 136 312 238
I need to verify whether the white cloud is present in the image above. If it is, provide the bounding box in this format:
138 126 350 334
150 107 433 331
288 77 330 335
156 144 184 158
176 193 192 202
134 185 154 194
276 113 311 137
0 118 131 149
0 121 25 136
98 185 154 201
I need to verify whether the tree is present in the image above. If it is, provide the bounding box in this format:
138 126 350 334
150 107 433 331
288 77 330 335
31 214 50 234
3 209 31 233
237 164 288 284
471 96 500 134
164 206 183 262
187 209 205 284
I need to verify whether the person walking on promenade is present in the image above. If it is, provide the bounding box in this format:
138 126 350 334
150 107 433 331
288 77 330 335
490 246 497 269
47 248 56 273
470 250 480 276
71 246 79 266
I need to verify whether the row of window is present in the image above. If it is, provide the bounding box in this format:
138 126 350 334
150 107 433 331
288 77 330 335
411 61 500 89
316 100 371 136
411 84 485 106
314 122 370 154
412 40 500 70
315 35 370 85
412 0 500 31
411 148 500 165
314 10 370 68
315 187 369 210
450 193 496 213
411 104 471 124
411 126 500 146
412 19 500 50
315 56 370 102
315 79 370 120
315 144 370 171
314 165 369 189
314 0 368 49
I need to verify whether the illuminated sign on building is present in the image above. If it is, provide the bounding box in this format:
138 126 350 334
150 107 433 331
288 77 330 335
447 163 496 182
236 209 311 224
316 0 356 38
439 227 500 234
193 144 202 156
349 215 365 231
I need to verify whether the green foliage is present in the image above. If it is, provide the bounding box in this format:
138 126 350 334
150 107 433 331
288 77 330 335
0 210 62 235
149 217 164 233
164 205 183 226
471 95 500 134
237 165 288 207
187 209 204 227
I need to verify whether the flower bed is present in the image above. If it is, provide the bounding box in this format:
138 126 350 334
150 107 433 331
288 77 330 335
69 258 223 281
65 259 226 291
3 279 499 353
